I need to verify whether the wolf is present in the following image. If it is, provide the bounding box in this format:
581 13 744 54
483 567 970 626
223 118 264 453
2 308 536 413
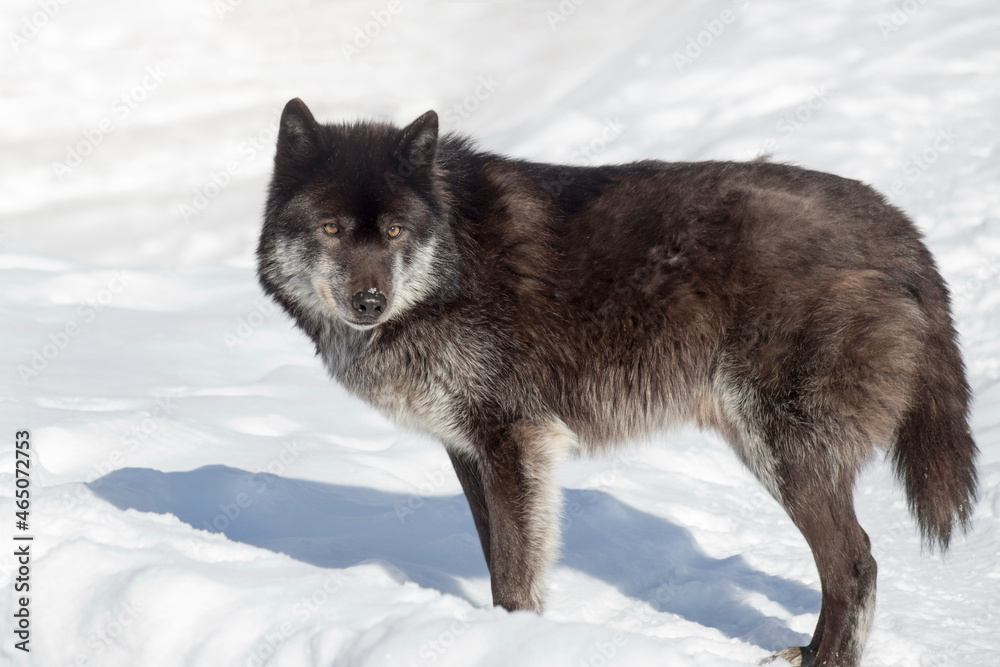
256 98 978 667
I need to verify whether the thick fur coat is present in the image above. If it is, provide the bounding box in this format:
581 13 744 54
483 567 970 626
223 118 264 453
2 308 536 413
257 99 978 667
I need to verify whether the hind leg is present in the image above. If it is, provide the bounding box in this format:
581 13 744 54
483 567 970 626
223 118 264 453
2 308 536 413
770 472 877 667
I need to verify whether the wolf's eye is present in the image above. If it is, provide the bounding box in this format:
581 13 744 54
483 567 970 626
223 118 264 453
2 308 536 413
323 223 339 236
387 225 402 239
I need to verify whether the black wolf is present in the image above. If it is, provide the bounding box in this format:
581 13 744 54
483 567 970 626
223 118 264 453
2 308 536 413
257 99 977 667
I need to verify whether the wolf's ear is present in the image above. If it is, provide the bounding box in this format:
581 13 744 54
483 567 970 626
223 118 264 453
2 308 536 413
398 110 439 170
276 98 323 165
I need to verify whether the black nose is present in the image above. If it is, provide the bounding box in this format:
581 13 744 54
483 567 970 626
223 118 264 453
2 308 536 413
352 290 387 319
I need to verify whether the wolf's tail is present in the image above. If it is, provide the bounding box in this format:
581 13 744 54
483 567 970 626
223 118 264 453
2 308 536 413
891 280 978 551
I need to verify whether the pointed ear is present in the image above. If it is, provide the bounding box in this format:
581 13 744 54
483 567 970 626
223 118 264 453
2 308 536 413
276 98 323 165
398 110 438 169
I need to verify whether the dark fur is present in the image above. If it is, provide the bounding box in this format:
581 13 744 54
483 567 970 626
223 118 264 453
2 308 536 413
257 99 978 667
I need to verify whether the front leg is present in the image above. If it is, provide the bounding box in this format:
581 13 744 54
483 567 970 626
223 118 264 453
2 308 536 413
474 419 575 612
447 447 492 571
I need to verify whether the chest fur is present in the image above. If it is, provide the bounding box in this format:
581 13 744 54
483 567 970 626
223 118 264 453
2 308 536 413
333 321 507 450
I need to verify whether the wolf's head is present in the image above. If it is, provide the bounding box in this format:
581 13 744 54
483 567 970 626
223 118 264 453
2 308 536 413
257 99 455 334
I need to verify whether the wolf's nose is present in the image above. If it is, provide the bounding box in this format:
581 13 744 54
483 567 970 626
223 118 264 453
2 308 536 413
352 290 387 319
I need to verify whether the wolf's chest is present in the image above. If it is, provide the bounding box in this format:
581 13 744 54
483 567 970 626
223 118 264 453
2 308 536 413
340 329 499 449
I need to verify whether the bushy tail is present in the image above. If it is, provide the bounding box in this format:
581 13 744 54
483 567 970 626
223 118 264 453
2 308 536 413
891 311 978 551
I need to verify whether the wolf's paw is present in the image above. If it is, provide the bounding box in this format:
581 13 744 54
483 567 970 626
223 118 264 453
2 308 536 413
760 646 803 666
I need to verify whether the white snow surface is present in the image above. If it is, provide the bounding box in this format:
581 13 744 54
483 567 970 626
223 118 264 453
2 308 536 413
2 1 1000 665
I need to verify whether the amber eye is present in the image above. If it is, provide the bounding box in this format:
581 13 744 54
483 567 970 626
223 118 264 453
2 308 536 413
323 223 339 236
387 225 402 239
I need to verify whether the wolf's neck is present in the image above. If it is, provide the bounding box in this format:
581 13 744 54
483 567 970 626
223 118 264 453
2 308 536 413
314 317 371 379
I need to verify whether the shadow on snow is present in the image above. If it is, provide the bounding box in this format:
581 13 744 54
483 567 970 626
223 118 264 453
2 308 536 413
89 464 816 650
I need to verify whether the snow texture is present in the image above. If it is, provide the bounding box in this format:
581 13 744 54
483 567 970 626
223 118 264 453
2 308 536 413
2 1 999 665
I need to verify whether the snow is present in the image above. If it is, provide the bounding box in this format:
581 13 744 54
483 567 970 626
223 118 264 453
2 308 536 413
2 0 999 665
